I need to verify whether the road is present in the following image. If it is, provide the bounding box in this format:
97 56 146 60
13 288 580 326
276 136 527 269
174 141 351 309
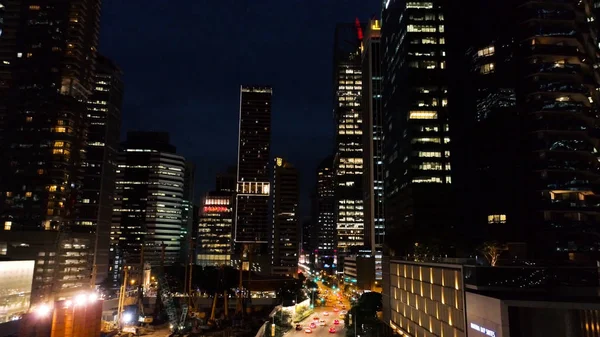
287 307 346 337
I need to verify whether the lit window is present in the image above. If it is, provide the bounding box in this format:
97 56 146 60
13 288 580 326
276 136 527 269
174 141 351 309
487 214 506 224
54 127 66 133
409 111 437 119
4 221 11 230
53 141 64 148
480 63 495 74
48 185 57 192
25 192 32 197
37 169 44 175
26 116 33 122
29 5 40 10
477 46 495 57
5 191 12 197
417 152 442 158
406 1 433 8
407 24 437 33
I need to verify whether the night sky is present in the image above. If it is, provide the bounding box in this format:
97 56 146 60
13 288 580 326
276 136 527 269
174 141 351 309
100 0 380 216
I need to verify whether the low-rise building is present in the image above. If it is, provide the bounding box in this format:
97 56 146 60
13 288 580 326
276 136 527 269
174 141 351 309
383 259 600 337
344 255 375 291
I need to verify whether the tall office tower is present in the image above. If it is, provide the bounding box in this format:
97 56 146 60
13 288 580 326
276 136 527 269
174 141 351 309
301 217 314 255
381 0 453 256
314 156 336 268
333 22 365 252
361 19 384 253
77 55 123 286
459 0 600 260
271 157 300 277
197 192 234 267
181 162 196 263
112 132 186 281
234 86 272 273
0 0 102 302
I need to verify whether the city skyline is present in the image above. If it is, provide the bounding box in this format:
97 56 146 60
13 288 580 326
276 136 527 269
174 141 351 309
99 0 381 214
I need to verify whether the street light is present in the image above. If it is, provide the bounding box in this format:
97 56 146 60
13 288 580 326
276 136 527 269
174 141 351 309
35 304 52 318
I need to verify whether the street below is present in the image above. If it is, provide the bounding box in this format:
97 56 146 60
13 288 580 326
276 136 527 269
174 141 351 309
287 307 346 337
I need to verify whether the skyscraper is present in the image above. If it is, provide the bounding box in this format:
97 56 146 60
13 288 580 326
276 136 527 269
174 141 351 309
234 85 272 273
381 0 453 256
197 192 234 267
314 156 336 269
197 168 236 266
77 55 123 286
271 157 300 277
333 22 365 252
361 19 384 253
181 162 196 263
459 0 600 260
0 0 102 302
112 132 186 281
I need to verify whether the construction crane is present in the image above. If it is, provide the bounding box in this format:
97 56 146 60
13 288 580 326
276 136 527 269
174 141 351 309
156 243 182 333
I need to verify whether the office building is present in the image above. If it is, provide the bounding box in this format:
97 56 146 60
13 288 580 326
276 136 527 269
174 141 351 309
314 156 336 269
234 85 272 273
343 255 375 291
197 192 234 267
381 0 453 256
382 259 600 337
271 157 300 277
456 0 600 260
361 19 384 253
333 22 365 252
181 162 196 263
0 0 102 302
112 132 186 280
77 55 123 286
216 166 237 193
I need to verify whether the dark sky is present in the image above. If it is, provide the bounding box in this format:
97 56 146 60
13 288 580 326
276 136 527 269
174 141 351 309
99 0 380 216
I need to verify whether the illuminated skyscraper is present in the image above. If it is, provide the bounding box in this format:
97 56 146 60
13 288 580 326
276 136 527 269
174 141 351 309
334 22 365 252
271 157 299 277
197 192 234 267
361 19 384 253
0 0 102 302
234 85 272 273
381 0 453 255
112 132 186 279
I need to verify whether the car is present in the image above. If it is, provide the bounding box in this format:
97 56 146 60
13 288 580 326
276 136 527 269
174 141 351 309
305 328 312 334
329 327 336 333
334 319 340 325
338 314 346 320
313 316 319 320
319 321 326 327
342 305 346 309
310 323 317 329
340 310 347 315
323 312 329 316
296 325 303 331
333 308 339 312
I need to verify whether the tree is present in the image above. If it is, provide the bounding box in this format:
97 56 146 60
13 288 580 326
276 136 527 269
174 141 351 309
479 241 505 266
357 292 382 314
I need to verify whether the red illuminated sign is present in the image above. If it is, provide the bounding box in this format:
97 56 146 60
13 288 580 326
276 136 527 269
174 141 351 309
355 18 363 41
203 206 229 213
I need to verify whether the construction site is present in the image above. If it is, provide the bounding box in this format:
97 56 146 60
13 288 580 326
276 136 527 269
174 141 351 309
102 245 301 337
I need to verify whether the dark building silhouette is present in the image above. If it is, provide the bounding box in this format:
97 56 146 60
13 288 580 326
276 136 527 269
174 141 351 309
381 0 453 256
333 22 365 252
216 166 237 193
234 86 272 273
271 157 300 277
314 156 336 268
361 19 385 253
456 0 600 261
0 0 102 301
112 132 186 281
77 55 123 286
181 161 196 264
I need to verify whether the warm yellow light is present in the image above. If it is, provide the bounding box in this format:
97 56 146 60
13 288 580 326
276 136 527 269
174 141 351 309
276 157 283 167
